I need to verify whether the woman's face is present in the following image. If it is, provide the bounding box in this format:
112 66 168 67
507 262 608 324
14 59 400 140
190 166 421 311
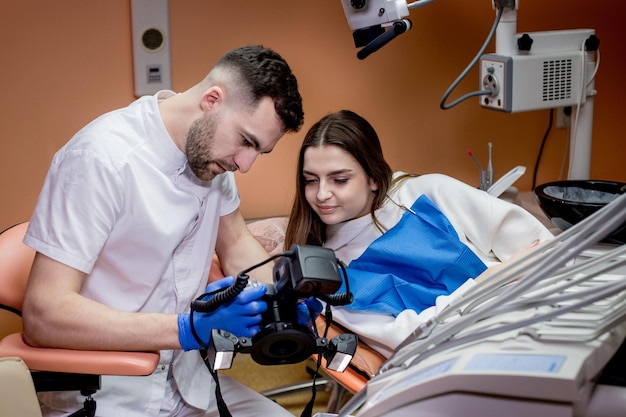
302 145 378 225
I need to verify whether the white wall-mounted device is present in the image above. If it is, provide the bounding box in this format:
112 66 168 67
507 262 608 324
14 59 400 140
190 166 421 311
477 3 599 180
131 0 172 97
479 29 594 113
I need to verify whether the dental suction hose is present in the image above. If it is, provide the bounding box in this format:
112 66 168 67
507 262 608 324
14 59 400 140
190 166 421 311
357 19 412 60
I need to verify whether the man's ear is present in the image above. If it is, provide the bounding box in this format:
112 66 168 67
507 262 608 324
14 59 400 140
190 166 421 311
200 86 223 112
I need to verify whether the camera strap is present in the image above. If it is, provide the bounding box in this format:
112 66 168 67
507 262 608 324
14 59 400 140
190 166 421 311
300 354 323 417
200 349 233 417
300 303 333 417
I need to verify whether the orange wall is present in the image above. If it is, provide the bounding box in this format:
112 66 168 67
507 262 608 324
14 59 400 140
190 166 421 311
1 1 625 228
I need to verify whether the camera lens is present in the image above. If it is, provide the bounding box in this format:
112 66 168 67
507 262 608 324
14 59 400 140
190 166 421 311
269 339 299 357
250 323 318 365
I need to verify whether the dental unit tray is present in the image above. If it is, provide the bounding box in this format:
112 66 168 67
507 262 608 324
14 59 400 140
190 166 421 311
338 192 626 417
354 282 626 417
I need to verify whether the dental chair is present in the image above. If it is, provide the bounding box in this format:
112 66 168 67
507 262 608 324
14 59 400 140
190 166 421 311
0 222 160 417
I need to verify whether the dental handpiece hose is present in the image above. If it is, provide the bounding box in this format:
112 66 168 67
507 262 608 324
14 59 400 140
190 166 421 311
467 149 487 191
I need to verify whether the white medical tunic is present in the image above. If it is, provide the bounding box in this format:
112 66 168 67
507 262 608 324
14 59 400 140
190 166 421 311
24 92 284 416
325 172 555 357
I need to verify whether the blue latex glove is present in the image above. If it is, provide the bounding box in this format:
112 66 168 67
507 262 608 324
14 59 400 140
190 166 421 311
296 296 323 328
178 276 268 351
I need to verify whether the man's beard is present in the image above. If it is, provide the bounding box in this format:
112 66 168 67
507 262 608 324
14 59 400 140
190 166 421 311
186 113 220 181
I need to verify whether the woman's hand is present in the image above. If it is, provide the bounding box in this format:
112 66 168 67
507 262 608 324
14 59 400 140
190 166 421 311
474 239 542 282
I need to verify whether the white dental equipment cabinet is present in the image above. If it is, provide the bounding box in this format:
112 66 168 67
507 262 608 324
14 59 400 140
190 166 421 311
328 193 626 417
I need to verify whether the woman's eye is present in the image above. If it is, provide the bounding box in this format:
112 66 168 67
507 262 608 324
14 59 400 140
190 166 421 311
334 178 348 184
303 178 318 184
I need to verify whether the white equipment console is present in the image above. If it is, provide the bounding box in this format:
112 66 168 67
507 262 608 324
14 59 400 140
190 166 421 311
358 269 626 416
338 194 626 417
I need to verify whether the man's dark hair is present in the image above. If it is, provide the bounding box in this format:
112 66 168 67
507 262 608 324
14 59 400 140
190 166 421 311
216 45 304 133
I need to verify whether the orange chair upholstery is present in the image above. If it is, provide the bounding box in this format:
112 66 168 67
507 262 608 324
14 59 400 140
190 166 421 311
0 223 34 315
312 316 385 394
0 222 160 416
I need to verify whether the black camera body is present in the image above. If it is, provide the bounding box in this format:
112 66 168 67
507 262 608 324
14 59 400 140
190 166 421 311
208 244 357 370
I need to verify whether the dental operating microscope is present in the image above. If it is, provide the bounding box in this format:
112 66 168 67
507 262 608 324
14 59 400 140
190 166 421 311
340 0 600 180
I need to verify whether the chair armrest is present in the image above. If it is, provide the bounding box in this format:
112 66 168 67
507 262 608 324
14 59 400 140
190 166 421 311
315 316 385 378
0 333 159 376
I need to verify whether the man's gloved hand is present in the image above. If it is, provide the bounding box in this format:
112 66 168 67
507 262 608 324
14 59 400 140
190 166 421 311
178 276 268 351
295 296 323 328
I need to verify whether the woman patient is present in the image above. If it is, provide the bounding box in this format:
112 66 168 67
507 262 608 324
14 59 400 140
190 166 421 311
284 110 554 357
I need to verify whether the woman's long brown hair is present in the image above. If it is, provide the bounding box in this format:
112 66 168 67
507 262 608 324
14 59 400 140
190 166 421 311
284 110 396 249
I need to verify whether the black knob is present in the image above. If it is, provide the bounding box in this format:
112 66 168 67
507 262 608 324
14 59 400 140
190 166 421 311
517 33 534 51
585 35 600 51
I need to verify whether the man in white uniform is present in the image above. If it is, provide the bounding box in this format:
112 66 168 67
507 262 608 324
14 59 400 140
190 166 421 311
22 45 304 416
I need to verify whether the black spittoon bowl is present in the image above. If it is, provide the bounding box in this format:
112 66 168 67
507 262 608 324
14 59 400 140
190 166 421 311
534 180 626 245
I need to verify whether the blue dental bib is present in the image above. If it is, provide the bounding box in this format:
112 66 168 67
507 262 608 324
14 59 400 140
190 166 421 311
339 195 487 316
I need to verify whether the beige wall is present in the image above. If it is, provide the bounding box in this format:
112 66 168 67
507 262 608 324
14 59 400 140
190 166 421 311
1 1 625 228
